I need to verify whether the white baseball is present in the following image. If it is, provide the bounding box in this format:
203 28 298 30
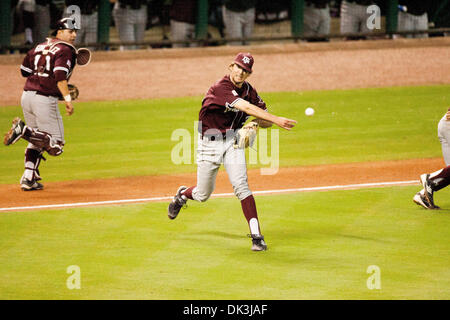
305 107 315 116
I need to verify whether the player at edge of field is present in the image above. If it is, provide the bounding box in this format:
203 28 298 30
3 18 79 191
168 52 297 251
413 108 450 209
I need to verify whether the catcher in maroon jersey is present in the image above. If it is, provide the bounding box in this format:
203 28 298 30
3 18 85 191
168 52 297 251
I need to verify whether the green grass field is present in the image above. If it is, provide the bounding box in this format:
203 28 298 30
0 187 449 299
0 85 449 299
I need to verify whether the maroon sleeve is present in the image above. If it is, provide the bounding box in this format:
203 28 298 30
212 80 244 108
248 85 267 111
53 46 74 82
20 51 33 78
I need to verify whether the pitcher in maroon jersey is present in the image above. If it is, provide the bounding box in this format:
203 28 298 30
168 53 297 251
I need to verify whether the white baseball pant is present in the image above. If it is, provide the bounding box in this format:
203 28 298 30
222 6 255 46
191 134 252 202
303 4 331 37
340 0 373 34
21 90 65 148
397 11 428 38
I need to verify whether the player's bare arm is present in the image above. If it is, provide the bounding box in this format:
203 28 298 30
234 99 297 130
251 118 272 128
57 80 74 116
446 107 450 121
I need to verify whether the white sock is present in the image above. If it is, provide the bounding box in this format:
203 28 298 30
249 218 260 235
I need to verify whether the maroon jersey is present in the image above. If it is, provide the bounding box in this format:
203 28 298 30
20 38 77 98
199 75 267 136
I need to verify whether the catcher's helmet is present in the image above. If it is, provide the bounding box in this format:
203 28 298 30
51 18 80 36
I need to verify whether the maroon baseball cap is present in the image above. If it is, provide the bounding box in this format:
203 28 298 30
233 52 254 73
51 17 80 36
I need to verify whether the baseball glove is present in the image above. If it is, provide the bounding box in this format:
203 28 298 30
68 84 79 100
59 84 79 101
234 121 258 149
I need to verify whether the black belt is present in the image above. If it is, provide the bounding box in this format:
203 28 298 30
201 132 231 141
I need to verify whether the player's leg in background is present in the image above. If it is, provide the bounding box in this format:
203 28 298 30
22 1 35 44
357 3 373 34
303 4 320 37
222 6 243 46
396 11 414 38
340 0 359 35
33 3 50 44
170 20 189 48
241 7 255 46
186 23 197 47
319 6 331 37
74 15 87 46
223 144 262 236
83 12 98 50
133 5 148 49
113 4 134 50
171 20 197 48
413 13 428 38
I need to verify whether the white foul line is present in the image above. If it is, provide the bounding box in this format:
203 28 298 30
0 180 419 212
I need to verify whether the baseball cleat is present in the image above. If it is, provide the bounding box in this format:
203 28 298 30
20 178 44 191
413 192 434 209
4 117 26 146
248 234 267 251
419 174 440 209
168 186 188 219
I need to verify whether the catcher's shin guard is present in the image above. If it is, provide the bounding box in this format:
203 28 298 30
22 127 63 156
24 147 45 181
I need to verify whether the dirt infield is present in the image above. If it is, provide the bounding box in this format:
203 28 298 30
0 158 446 210
1 38 449 210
